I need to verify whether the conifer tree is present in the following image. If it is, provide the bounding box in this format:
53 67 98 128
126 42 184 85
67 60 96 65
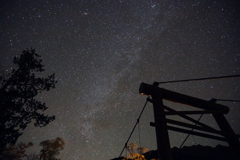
0 48 57 152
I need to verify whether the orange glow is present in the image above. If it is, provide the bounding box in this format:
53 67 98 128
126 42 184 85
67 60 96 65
141 93 151 96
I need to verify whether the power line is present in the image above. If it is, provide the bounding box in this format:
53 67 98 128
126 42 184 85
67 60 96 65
154 74 240 85
118 97 149 158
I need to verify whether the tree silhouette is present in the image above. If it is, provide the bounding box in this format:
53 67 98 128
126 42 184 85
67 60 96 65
25 153 41 160
0 142 33 160
124 143 148 160
40 137 65 160
0 48 57 152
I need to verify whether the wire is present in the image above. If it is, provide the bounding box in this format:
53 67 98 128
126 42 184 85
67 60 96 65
138 120 141 148
154 74 240 85
118 97 149 158
179 114 203 148
191 134 196 145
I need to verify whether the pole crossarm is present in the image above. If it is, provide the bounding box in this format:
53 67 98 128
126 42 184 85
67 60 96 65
164 110 219 115
139 83 229 114
170 125 226 142
150 119 240 138
155 100 221 132
150 122 226 141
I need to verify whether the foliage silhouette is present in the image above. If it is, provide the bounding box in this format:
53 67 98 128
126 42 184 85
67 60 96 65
25 153 41 160
0 48 57 153
123 142 149 160
40 137 65 160
0 142 33 160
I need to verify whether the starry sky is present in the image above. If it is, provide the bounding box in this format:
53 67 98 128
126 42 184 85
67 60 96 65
1 0 240 159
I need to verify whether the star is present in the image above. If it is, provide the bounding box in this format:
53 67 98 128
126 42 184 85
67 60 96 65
0 1 239 159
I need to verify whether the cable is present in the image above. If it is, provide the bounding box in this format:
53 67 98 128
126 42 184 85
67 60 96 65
154 74 240 85
179 114 203 148
118 97 149 158
138 120 141 148
191 134 196 145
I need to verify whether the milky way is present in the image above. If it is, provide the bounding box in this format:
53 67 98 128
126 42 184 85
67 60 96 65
1 0 240 159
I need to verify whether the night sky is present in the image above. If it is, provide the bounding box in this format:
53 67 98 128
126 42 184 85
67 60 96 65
1 0 240 159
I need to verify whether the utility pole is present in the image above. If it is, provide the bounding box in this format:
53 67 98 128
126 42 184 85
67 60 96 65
139 82 240 160
140 83 172 160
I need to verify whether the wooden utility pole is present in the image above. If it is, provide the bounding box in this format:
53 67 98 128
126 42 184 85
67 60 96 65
139 82 240 160
152 91 172 160
140 83 172 160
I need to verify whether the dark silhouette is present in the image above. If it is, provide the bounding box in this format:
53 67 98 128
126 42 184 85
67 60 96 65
40 137 65 160
0 142 33 160
111 145 239 160
25 153 41 160
0 48 57 153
